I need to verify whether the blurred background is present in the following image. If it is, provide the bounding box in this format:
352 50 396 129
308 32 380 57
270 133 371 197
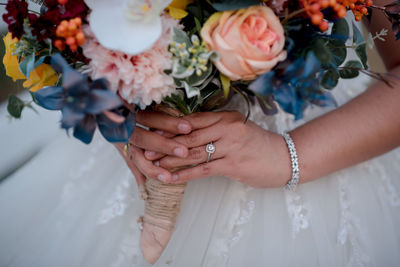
0 5 62 183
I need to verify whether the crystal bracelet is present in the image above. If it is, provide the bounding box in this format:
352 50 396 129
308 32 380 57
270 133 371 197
282 132 300 190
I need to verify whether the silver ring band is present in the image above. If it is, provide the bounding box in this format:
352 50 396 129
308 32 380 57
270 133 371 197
206 142 216 162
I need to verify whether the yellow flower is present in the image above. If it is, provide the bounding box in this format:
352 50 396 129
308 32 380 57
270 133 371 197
2 32 58 92
167 0 194 19
3 33 25 81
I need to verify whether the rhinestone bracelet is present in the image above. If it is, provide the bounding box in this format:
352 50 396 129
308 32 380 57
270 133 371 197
282 132 300 190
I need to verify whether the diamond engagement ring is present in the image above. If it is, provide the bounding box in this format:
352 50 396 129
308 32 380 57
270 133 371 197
206 142 216 162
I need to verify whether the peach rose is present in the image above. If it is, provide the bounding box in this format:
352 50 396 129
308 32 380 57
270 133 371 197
200 6 287 81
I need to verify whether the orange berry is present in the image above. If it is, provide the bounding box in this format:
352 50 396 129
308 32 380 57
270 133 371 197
320 0 329 8
329 0 336 7
54 39 65 51
60 20 68 27
310 3 320 12
76 32 85 46
366 0 373 6
319 20 329 31
311 13 323 25
65 37 76 46
73 17 82 26
338 7 347 18
68 22 77 33
58 0 68 4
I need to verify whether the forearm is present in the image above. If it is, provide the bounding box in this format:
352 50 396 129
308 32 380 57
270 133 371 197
290 66 400 183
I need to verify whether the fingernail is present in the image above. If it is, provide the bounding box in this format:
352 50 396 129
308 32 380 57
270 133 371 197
178 122 191 133
173 147 186 158
155 130 164 135
154 161 160 167
158 174 167 182
172 174 179 181
145 151 156 158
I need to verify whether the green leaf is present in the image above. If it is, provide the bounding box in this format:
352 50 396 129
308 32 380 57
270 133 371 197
321 68 340 89
327 39 347 67
219 73 230 99
194 17 202 34
211 0 260 11
339 60 362 78
173 28 191 47
313 39 332 65
355 43 368 69
19 52 35 78
7 95 25 119
332 19 349 38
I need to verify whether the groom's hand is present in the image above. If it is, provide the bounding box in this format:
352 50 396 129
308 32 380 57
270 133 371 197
115 110 193 186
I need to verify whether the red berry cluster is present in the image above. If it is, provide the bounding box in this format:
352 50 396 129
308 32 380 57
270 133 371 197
302 0 373 31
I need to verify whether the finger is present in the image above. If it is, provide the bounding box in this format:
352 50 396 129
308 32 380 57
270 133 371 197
170 159 225 183
131 146 173 183
143 130 175 161
131 127 189 158
114 144 146 187
183 112 223 130
158 141 224 170
137 111 192 134
173 124 224 148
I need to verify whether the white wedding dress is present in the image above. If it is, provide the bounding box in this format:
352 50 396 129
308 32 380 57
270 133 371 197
1 49 400 267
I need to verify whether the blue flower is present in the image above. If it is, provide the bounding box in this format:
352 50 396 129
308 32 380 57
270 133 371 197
33 54 135 144
249 52 337 120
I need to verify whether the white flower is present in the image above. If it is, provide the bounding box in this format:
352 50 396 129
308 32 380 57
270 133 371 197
84 0 172 55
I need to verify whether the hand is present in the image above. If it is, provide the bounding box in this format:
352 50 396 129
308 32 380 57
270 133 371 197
115 110 193 187
146 111 292 188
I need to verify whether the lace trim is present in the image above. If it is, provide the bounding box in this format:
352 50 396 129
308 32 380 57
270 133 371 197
284 189 310 238
110 220 142 267
97 169 136 225
337 175 370 267
365 157 400 207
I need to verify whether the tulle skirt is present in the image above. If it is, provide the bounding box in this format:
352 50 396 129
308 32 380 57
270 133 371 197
1 76 400 267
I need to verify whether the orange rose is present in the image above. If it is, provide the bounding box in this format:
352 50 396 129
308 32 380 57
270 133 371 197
201 6 286 81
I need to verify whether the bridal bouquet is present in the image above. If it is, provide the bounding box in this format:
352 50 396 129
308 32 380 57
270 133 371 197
2 0 399 263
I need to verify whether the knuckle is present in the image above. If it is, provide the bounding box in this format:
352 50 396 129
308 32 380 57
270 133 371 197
190 147 203 160
131 131 143 146
185 132 198 146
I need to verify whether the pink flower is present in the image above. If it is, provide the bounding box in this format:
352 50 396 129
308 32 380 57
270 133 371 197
82 16 178 108
200 6 286 81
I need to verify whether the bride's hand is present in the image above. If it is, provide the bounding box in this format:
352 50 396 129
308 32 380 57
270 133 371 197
115 110 193 186
146 111 291 188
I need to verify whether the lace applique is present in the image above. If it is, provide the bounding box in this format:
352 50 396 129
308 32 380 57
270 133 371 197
61 138 105 203
205 183 254 266
365 157 400 207
97 169 137 225
284 189 310 239
110 220 142 267
337 175 370 267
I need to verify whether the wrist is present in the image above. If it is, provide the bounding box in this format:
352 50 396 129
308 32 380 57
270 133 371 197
262 131 292 188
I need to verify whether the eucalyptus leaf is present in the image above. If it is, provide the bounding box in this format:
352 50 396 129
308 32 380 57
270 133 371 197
313 39 332 65
332 19 349 39
7 95 25 119
327 39 347 66
321 68 340 89
355 43 368 69
339 60 362 78
173 28 191 47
